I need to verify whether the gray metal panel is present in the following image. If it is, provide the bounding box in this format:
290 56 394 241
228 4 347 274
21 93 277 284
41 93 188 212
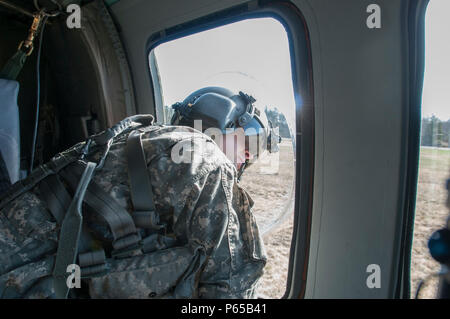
297 0 407 298
110 0 248 116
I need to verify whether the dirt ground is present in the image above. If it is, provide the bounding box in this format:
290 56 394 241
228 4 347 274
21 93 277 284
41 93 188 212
410 147 450 299
240 143 449 299
239 140 295 298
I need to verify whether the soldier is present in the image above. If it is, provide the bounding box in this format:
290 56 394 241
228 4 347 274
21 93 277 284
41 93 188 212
165 87 282 297
88 87 281 298
85 112 271 298
0 88 280 299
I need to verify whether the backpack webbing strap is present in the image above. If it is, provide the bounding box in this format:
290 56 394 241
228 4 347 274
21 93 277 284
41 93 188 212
0 154 11 196
126 130 163 230
39 173 109 277
0 50 28 81
39 175 71 224
0 141 84 209
39 172 102 254
78 250 108 277
90 114 154 146
53 161 97 299
60 162 141 253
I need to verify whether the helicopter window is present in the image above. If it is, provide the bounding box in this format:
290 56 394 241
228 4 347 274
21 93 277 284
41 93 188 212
149 17 296 298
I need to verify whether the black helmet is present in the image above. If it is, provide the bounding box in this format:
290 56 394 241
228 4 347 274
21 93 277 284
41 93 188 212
170 87 281 178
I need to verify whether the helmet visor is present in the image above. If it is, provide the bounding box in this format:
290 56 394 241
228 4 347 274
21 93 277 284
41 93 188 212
242 117 267 161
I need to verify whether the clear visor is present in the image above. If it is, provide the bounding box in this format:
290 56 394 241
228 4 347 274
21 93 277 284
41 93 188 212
243 116 264 136
243 117 267 161
220 117 267 164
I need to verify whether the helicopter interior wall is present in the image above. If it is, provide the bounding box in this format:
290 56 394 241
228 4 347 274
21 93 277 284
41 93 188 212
0 4 126 171
108 0 424 299
0 15 105 169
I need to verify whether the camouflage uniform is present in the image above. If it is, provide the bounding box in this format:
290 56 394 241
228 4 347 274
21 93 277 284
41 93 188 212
0 125 267 298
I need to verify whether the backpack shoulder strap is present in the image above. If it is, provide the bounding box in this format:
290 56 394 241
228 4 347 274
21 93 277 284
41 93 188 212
0 154 11 196
39 174 71 224
126 130 163 230
60 162 142 254
53 161 97 299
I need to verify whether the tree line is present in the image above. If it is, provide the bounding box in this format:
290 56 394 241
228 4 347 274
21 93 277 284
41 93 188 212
264 106 291 138
421 116 450 148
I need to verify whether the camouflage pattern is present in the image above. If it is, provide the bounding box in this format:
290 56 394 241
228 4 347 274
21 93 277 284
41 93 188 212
0 188 59 298
0 124 267 298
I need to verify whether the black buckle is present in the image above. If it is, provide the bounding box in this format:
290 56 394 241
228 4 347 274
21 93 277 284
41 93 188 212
79 250 109 278
111 233 142 259
238 91 256 127
132 210 165 230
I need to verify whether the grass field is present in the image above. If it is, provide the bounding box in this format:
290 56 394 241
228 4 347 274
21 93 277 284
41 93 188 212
242 144 450 299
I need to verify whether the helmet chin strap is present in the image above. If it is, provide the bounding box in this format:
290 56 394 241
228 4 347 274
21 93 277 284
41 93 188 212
237 159 248 183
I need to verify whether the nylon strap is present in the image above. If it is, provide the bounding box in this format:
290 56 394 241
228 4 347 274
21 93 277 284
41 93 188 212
0 154 11 196
39 175 71 224
90 114 154 146
0 50 27 81
53 161 96 299
0 142 83 209
126 130 163 230
78 249 107 277
60 162 141 252
78 249 105 267
39 169 109 277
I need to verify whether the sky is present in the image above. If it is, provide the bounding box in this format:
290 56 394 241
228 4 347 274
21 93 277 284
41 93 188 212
154 18 296 131
154 1 450 125
422 0 450 121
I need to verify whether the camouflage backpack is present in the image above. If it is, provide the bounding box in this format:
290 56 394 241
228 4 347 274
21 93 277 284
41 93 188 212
0 114 199 298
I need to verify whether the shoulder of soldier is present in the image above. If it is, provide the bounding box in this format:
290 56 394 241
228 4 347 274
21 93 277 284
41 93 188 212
141 124 237 183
